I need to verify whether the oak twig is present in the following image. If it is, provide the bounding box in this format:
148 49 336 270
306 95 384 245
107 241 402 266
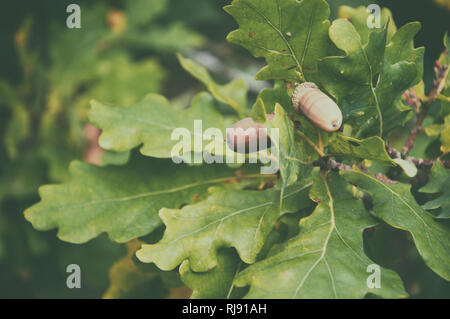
312 157 398 184
386 143 449 168
402 59 449 156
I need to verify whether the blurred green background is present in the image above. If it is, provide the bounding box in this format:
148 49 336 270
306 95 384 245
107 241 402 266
0 0 449 298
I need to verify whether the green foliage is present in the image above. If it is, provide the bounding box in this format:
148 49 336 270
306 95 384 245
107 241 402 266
116 0 205 52
0 0 212 298
177 54 248 116
235 171 407 298
419 162 450 218
25 155 248 243
180 249 245 299
337 5 397 43
318 20 424 137
4 0 448 299
103 239 159 299
89 92 234 158
225 0 331 83
136 180 311 271
328 135 417 177
343 170 450 281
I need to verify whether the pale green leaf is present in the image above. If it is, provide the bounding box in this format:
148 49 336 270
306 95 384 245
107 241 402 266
252 99 312 205
136 180 313 271
177 54 247 116
337 5 397 44
328 135 394 165
392 158 417 178
328 134 418 177
24 154 250 243
267 103 303 187
89 92 234 158
76 54 166 108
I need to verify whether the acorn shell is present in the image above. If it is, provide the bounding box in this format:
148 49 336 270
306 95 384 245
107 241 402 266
291 82 343 132
226 116 272 154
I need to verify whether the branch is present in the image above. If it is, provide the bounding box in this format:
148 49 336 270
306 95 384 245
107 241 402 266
402 87 421 113
312 158 398 184
313 157 352 171
402 58 449 156
386 143 449 168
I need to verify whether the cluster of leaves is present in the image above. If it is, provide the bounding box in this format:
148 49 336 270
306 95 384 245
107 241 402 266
0 0 220 297
21 0 450 298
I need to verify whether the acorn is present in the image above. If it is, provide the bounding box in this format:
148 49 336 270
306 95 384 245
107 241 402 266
227 114 274 154
291 82 342 132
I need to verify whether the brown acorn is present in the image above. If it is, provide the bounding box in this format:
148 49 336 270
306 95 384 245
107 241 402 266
291 82 343 132
226 114 274 154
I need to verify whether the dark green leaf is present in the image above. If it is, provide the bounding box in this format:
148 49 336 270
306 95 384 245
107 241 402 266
25 155 249 243
342 169 450 281
180 249 245 299
235 171 407 298
419 162 450 218
225 0 331 83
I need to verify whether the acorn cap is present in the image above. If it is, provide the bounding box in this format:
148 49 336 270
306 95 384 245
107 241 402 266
291 82 319 111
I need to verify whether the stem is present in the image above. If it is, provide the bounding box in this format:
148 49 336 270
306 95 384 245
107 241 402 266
285 156 312 165
313 158 399 184
386 144 449 168
402 61 449 156
295 130 326 157
239 173 278 180
371 85 383 137
318 130 324 153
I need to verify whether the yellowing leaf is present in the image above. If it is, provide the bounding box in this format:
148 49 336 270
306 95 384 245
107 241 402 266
103 239 158 299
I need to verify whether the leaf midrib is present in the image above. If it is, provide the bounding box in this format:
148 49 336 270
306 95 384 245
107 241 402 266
160 182 313 246
240 0 304 79
292 173 336 298
291 174 370 298
38 175 247 211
